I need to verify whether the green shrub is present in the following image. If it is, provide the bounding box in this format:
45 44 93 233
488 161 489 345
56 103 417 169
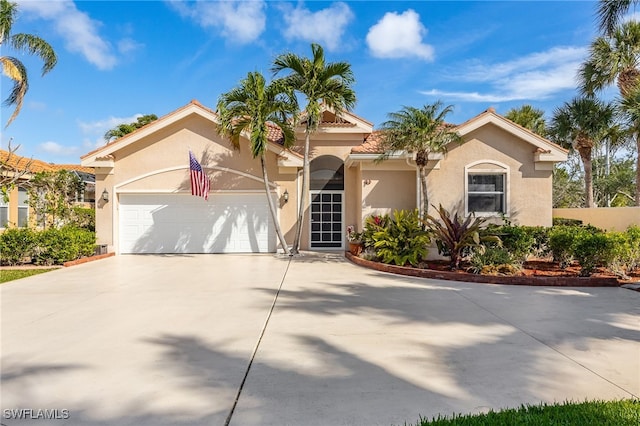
573 230 614 277
486 225 537 263
32 226 96 266
548 226 582 268
69 207 95 231
362 214 390 249
607 226 640 279
553 217 584 226
468 246 520 275
424 205 500 270
0 227 36 265
371 209 430 267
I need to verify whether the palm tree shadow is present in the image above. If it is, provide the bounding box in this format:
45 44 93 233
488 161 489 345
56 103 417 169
129 149 273 253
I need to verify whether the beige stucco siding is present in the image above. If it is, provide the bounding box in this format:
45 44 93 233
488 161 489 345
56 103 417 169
427 123 553 226
361 170 417 223
95 113 296 251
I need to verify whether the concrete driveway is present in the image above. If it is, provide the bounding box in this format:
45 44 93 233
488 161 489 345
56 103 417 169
1 254 638 426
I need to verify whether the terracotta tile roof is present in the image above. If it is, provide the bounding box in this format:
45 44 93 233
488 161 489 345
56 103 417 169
266 122 284 143
1 149 95 175
1 149 55 173
351 131 384 153
50 164 95 174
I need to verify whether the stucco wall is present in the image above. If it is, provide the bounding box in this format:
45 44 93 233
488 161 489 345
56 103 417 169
427 123 553 226
553 207 640 231
96 113 297 251
361 170 417 224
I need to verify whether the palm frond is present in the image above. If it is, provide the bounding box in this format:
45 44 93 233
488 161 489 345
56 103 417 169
1 55 27 126
0 0 17 45
597 0 635 35
10 33 57 75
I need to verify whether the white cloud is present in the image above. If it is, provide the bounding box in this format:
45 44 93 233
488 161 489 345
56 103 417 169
167 0 266 44
421 46 587 102
28 101 47 111
118 38 144 55
39 141 77 155
78 114 142 149
16 0 118 70
281 2 354 51
366 9 434 61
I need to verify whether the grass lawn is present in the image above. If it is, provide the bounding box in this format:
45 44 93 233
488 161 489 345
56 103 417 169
0 269 56 284
412 399 639 425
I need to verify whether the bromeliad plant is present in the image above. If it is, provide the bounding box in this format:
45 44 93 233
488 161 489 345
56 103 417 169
370 209 430 267
424 205 501 270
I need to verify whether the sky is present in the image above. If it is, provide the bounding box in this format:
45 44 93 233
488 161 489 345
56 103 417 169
0 0 619 164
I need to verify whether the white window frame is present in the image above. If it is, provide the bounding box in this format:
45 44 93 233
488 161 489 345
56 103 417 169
17 187 29 227
0 195 8 229
465 160 509 217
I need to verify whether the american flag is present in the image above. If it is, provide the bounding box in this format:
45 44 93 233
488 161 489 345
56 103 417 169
189 151 210 200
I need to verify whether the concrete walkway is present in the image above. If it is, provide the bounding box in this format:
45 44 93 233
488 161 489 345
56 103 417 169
1 254 638 426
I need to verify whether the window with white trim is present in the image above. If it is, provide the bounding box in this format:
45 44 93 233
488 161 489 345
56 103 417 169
0 196 7 228
465 161 508 216
17 187 29 227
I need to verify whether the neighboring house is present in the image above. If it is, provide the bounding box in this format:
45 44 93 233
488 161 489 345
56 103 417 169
0 149 95 229
80 100 567 255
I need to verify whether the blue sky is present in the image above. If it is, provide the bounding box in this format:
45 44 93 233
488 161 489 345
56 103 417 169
1 0 611 164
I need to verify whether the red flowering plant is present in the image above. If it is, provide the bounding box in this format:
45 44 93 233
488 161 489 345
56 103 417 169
346 225 363 243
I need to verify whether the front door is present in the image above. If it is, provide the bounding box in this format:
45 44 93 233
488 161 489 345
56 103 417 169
310 190 343 249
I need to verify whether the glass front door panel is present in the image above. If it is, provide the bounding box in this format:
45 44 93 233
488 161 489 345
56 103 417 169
310 191 343 248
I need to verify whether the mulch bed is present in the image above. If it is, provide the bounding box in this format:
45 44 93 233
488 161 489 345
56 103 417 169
346 252 638 287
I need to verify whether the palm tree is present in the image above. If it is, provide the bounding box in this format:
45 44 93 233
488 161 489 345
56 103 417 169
616 87 640 205
580 20 640 205
579 20 640 98
549 97 615 208
597 0 637 35
217 72 297 253
504 105 547 137
377 102 462 217
1 0 57 126
272 43 356 254
104 114 158 142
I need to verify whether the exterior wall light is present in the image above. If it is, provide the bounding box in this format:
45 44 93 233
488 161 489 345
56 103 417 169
101 189 109 202
283 189 289 203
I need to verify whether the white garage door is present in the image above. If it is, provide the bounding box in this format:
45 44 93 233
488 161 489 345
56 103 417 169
119 193 276 254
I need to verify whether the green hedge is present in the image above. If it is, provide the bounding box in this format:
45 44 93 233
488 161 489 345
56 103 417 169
1 226 96 266
0 228 37 266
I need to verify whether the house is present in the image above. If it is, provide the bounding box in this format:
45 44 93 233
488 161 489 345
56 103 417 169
0 149 95 229
80 100 567 254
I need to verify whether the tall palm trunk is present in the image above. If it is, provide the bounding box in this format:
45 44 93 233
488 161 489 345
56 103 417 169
261 155 289 253
636 134 640 206
418 166 429 218
416 150 429 218
575 134 595 207
578 148 595 208
291 126 311 254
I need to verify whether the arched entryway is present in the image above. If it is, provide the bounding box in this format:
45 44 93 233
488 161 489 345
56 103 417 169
310 155 344 249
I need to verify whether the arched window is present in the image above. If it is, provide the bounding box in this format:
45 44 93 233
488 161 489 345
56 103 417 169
310 156 344 190
465 160 509 216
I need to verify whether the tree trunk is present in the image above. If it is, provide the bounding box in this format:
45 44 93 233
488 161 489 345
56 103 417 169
579 149 595 208
291 126 311 254
415 150 429 218
419 165 429 219
636 134 640 206
261 155 289 254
